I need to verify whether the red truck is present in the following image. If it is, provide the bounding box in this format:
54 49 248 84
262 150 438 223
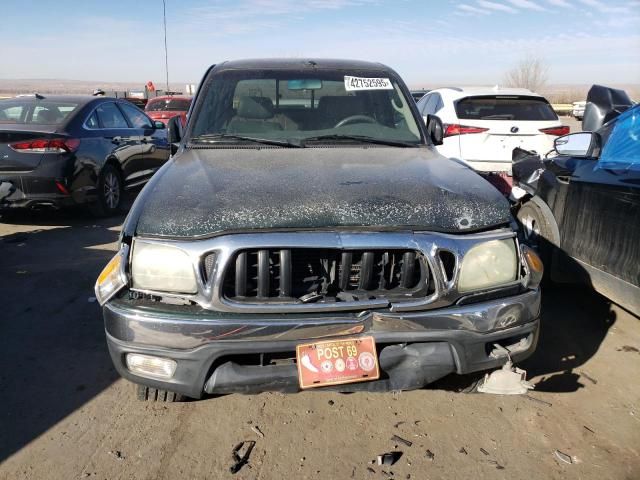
144 95 191 126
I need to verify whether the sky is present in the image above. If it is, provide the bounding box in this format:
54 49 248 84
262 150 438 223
1 0 639 87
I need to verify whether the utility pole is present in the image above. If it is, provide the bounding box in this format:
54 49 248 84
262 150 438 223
162 0 169 92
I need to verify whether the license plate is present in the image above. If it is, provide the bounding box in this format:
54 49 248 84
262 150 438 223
296 336 380 389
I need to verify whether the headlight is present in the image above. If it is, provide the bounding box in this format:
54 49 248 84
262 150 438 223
458 239 518 293
131 241 197 294
95 245 129 306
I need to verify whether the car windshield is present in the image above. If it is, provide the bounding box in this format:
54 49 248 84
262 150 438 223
146 98 191 112
189 69 423 146
0 99 80 125
455 96 558 121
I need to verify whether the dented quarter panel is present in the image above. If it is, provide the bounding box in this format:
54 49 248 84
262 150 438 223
130 147 511 238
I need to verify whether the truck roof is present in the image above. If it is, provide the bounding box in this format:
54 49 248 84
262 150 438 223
213 58 392 72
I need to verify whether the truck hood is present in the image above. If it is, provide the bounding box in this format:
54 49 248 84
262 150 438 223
133 146 511 238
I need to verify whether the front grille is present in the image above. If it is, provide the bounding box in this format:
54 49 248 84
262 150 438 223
221 248 433 306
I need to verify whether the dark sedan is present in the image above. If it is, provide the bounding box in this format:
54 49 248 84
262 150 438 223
0 94 170 216
513 85 639 314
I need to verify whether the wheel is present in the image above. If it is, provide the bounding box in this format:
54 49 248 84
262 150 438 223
135 383 185 402
89 164 123 217
517 199 556 275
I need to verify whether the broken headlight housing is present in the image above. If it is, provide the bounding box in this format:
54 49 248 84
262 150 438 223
458 239 518 293
131 240 198 294
95 244 129 305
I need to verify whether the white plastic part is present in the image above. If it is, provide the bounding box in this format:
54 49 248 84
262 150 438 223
478 359 534 395
509 185 528 202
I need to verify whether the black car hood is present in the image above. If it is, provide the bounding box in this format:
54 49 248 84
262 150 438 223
133 146 511 238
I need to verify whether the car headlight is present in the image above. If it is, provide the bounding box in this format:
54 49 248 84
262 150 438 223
131 241 198 294
458 239 518 293
95 244 129 306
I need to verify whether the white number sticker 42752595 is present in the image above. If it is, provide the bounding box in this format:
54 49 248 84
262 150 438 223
344 76 393 91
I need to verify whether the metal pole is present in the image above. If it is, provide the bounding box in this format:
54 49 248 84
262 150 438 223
162 0 169 93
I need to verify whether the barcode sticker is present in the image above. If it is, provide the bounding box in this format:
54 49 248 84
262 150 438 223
344 76 393 91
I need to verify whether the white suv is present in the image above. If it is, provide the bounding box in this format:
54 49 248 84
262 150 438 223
417 87 567 174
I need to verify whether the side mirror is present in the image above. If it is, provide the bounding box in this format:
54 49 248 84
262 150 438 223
426 114 444 146
167 116 183 155
554 132 599 158
154 120 166 129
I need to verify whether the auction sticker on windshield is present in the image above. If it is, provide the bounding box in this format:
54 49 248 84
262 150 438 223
344 76 393 91
296 336 380 389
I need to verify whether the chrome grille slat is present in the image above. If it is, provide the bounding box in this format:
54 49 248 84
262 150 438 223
235 252 247 297
279 249 292 298
339 252 352 290
257 249 270 298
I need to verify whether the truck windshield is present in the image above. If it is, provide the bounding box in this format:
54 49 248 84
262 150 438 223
190 69 423 146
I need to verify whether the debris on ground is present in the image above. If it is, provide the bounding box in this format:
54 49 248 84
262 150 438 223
425 449 435 461
367 467 376 474
108 450 125 461
480 448 490 456
381 470 394 478
478 355 533 395
391 435 412 447
580 371 598 384
377 452 402 466
328 400 335 406
458 447 468 455
250 426 264 438
554 449 573 465
525 395 552 407
393 421 405 428
229 441 256 474
617 345 639 353
583 425 595 434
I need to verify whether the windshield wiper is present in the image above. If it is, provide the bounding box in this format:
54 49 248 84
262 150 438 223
301 134 417 147
190 134 301 148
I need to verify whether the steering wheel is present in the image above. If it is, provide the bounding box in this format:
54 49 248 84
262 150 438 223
334 115 377 128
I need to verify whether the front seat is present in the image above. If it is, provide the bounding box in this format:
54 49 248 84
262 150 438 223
227 96 283 134
35 108 59 124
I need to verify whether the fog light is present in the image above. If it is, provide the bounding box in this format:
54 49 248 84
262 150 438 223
126 354 177 379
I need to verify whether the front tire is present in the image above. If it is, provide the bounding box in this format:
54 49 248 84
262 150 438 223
89 164 123 217
517 200 556 276
135 384 185 402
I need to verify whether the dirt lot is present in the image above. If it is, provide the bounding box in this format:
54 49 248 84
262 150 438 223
1 117 639 480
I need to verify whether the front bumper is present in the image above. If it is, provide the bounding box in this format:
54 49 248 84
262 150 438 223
104 289 541 398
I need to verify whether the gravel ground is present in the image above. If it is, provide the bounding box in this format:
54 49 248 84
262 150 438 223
1 117 638 480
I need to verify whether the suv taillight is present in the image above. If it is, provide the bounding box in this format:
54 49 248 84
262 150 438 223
539 126 570 136
444 124 489 138
9 138 80 153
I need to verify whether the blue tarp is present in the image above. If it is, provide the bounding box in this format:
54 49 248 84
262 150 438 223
597 105 640 171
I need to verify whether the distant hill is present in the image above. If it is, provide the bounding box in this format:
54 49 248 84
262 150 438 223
0 78 193 96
